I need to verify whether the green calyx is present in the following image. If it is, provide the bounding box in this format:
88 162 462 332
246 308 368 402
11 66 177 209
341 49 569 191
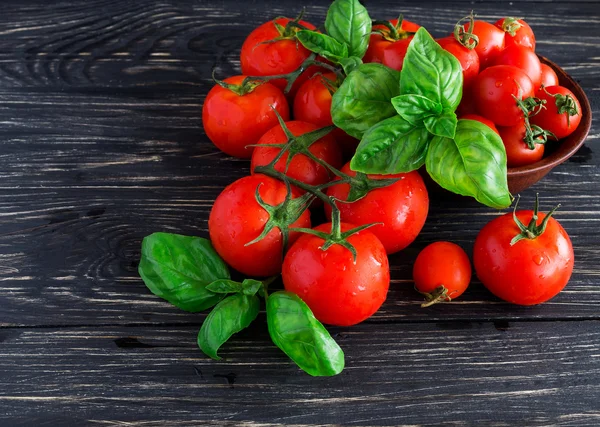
213 70 264 96
417 285 452 307
453 11 479 50
541 86 580 127
271 8 311 41
513 94 555 149
500 17 524 37
510 194 561 246
345 172 401 202
371 14 417 42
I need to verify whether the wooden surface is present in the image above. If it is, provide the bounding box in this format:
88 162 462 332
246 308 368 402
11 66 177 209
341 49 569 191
0 0 599 425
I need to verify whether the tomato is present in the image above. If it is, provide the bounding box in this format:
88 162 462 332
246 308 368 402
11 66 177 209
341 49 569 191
473 200 574 305
324 164 428 254
498 119 545 167
437 36 480 89
209 174 311 277
491 44 542 89
456 91 477 116
363 18 420 64
540 63 559 88
464 20 505 68
282 222 390 326
460 114 500 135
495 17 536 51
472 65 534 126
381 37 413 71
250 120 343 190
530 86 582 139
240 17 317 97
413 242 471 305
202 76 290 158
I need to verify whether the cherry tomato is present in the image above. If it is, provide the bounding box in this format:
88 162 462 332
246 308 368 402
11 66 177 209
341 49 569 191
363 18 420 64
498 119 545 167
473 200 574 305
530 86 582 139
540 63 559 88
464 20 505 68
413 242 471 305
381 37 414 71
250 121 343 190
491 44 542 89
282 222 390 326
460 114 500 135
472 65 534 126
495 17 536 51
437 36 480 89
209 174 311 277
202 76 290 158
324 164 428 254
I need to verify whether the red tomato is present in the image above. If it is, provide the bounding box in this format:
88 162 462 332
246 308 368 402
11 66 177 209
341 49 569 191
491 44 542 89
456 91 477 116
324 164 428 254
464 20 505 68
460 114 500 135
437 36 480 89
472 65 534 126
530 86 582 139
495 17 536 51
250 121 343 190
540 63 559 88
381 37 413 71
498 119 545 167
473 202 574 305
282 222 390 326
202 76 290 158
413 242 471 305
209 174 311 277
363 18 420 64
240 18 317 96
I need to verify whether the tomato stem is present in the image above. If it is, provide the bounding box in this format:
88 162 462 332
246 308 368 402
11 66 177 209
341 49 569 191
453 11 479 50
418 285 452 307
541 85 580 127
500 17 524 37
510 194 561 246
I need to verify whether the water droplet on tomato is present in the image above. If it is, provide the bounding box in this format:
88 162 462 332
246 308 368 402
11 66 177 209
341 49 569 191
495 81 503 88
533 255 544 265
539 274 546 280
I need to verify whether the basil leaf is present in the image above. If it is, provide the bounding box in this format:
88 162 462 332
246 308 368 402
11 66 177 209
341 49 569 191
339 56 362 75
424 111 458 139
325 0 372 59
267 291 344 377
391 94 442 126
400 28 463 112
241 279 263 296
138 233 229 312
331 63 400 139
426 119 512 209
350 115 432 174
198 293 260 360
296 30 348 63
206 279 243 294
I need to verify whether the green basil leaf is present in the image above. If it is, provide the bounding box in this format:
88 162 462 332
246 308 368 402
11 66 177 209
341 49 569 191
296 30 348 63
391 94 442 126
426 119 512 209
423 111 458 139
325 0 372 59
267 291 344 377
350 115 432 174
138 233 229 312
339 56 362 75
198 293 260 360
400 27 463 111
331 63 400 139
241 279 263 296
206 279 243 294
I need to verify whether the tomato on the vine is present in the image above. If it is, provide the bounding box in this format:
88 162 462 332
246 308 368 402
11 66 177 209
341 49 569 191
491 44 542 89
363 18 420 64
498 119 545 167
437 36 480 89
530 85 582 139
324 164 429 254
209 174 311 277
464 20 505 67
540 63 559 88
282 222 390 326
473 197 574 305
202 76 290 158
495 17 536 51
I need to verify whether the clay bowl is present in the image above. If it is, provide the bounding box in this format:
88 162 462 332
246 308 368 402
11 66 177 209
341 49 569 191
506 55 592 194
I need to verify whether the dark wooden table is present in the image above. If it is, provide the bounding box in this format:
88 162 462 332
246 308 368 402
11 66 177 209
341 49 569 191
1 0 599 425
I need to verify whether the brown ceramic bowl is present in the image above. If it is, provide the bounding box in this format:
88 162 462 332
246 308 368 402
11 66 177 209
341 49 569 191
506 56 592 194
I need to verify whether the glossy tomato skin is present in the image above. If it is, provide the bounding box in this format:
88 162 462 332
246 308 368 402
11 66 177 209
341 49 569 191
282 222 390 326
473 210 574 305
491 44 542 89
540 63 559 88
464 20 505 68
202 76 290 158
460 114 500 135
413 242 471 300
324 164 428 254
250 120 343 189
498 119 545 167
382 37 414 71
209 174 311 277
363 18 420 64
437 36 480 89
530 86 582 139
473 65 534 126
495 18 536 51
